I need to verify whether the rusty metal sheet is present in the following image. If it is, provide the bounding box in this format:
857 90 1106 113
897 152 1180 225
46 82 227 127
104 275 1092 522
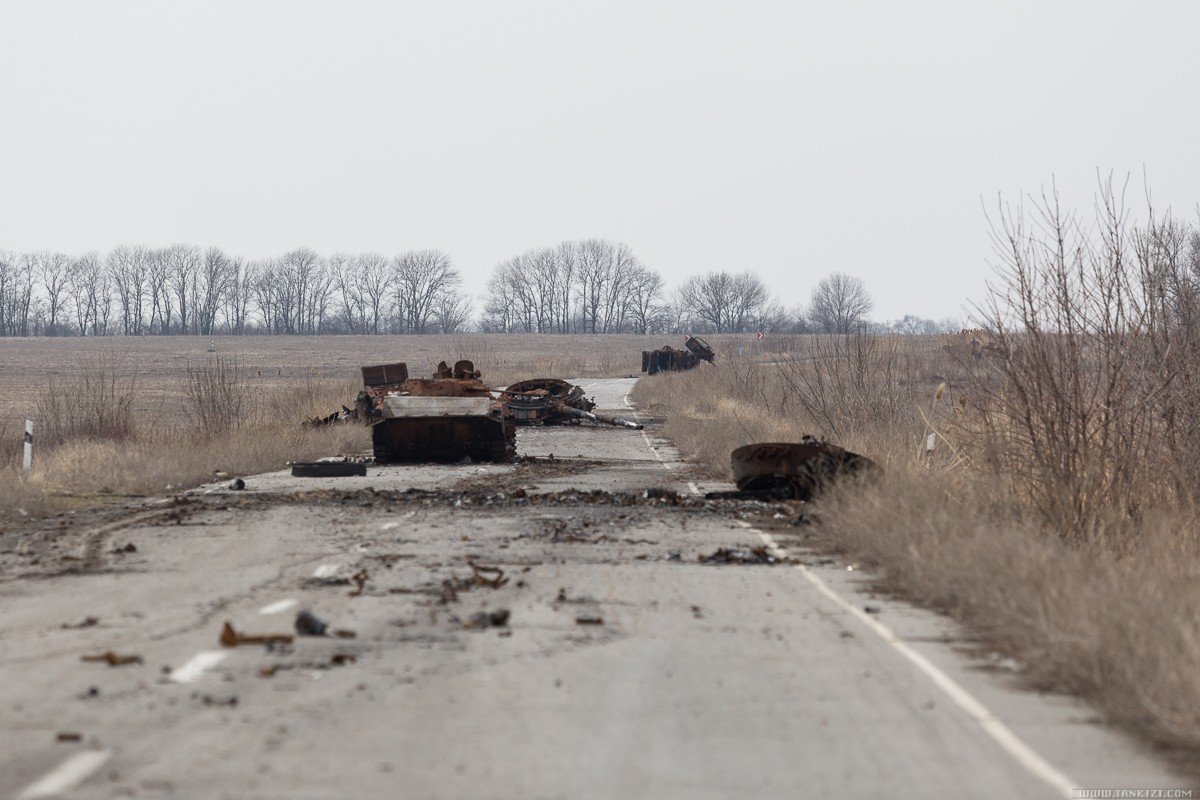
361 362 409 388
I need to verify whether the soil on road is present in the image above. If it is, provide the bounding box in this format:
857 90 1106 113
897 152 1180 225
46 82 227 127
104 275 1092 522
0 379 1189 799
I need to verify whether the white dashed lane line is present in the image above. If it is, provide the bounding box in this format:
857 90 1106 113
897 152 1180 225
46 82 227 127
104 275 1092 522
168 650 229 684
258 598 298 615
743 522 1077 799
16 749 112 799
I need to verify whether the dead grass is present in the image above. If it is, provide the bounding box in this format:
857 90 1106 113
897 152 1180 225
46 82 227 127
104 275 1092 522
633 337 1200 755
0 333 720 513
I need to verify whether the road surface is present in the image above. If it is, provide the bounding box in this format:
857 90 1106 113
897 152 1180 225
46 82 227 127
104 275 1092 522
0 378 1189 799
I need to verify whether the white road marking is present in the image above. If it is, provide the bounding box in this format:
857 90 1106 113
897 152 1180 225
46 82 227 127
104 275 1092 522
258 598 298 615
168 650 229 684
744 522 1077 799
16 749 111 799
312 564 339 578
622 390 701 496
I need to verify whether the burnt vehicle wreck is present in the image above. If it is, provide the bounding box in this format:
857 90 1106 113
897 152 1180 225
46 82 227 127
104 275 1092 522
641 335 715 375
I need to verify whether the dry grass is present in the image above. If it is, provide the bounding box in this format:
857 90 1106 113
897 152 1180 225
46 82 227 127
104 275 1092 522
0 333 732 515
634 333 1200 755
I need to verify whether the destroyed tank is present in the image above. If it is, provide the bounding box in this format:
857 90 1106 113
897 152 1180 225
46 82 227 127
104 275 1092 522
358 360 515 463
642 335 715 374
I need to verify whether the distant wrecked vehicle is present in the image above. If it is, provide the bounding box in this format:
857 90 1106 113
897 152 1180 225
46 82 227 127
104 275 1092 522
642 335 714 375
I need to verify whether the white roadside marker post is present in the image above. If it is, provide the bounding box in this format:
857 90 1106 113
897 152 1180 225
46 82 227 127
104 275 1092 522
23 420 33 475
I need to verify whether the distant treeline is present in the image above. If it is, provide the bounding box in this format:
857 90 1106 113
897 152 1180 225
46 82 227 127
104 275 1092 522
0 239 956 337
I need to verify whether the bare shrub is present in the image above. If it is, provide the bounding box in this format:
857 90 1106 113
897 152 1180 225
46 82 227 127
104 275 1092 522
183 355 251 434
973 181 1200 540
35 354 137 444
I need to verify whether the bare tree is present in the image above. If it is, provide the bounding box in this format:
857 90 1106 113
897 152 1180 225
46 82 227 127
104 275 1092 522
166 244 202 334
392 249 458 333
35 251 73 335
809 272 873 333
679 270 773 332
107 244 149 335
0 251 36 336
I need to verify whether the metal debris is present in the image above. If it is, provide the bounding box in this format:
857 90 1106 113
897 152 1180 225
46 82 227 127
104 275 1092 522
229 477 246 490
642 335 715 374
469 562 508 588
499 379 643 430
349 569 369 596
698 547 781 565
56 732 83 742
80 651 143 666
330 653 357 666
294 610 328 636
61 616 99 629
291 460 367 478
575 616 604 625
712 437 875 501
219 621 294 647
463 608 510 629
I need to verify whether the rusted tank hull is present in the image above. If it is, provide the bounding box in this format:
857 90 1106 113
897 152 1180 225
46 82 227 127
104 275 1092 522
731 440 873 501
372 416 514 463
642 336 715 374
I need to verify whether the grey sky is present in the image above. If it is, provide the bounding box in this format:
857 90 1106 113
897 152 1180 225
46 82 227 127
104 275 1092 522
1 1 1197 321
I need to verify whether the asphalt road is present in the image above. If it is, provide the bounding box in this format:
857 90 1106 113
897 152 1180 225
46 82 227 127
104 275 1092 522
0 378 1189 799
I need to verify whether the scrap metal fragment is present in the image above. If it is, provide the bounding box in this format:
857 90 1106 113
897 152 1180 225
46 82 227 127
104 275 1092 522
80 651 143 667
219 621 294 647
698 547 781 565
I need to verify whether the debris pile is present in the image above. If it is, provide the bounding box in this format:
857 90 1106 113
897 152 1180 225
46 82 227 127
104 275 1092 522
500 378 643 429
642 335 715 374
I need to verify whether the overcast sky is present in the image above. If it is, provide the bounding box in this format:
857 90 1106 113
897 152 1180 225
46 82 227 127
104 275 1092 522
1 1 1197 321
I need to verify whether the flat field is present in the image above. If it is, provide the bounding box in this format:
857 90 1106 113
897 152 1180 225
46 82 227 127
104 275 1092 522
0 333 737 432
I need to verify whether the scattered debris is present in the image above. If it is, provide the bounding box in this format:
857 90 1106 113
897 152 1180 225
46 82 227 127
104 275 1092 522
463 609 510 629
643 487 681 502
863 605 881 615
201 694 238 707
698 547 781 565
294 610 329 637
219 621 294 647
642 335 715 374
229 477 246 491
81 651 143 667
333 629 357 639
56 732 83 742
575 616 604 626
110 543 137 554
349 569 369 596
469 562 508 588
61 616 100 630
330 653 357 666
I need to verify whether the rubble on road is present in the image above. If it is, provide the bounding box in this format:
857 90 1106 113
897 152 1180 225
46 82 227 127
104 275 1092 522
642 335 715 374
219 621 294 647
698 547 782 565
294 609 328 636
462 609 510 629
80 651 143 666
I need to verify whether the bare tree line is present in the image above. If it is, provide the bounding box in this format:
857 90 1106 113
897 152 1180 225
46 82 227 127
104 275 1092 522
0 246 471 336
0 236 957 337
